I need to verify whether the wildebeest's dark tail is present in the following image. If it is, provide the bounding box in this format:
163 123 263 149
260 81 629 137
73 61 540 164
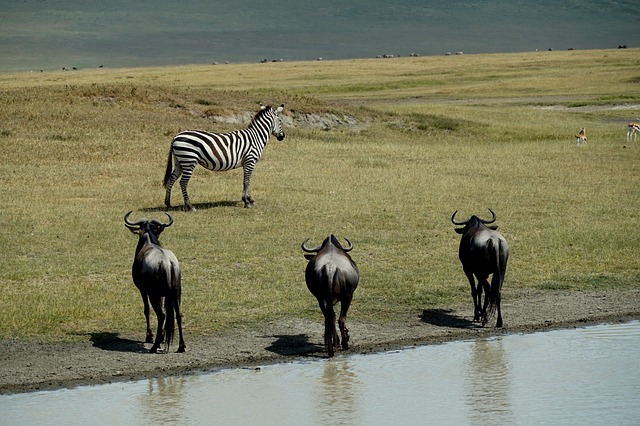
163 266 179 352
323 265 338 357
164 296 175 352
487 239 506 320
162 144 173 188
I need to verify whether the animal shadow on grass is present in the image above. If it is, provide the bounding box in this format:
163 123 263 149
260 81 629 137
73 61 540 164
140 200 241 213
265 334 323 357
420 309 475 328
90 332 148 353
190 200 241 210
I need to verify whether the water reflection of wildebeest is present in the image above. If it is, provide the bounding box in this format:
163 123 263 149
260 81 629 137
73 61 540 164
302 235 360 357
452 209 509 327
124 211 186 353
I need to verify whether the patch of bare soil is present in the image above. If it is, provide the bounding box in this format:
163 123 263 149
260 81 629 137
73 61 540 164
1 287 638 395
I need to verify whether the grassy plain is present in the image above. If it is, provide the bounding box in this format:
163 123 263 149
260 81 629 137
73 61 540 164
0 49 638 342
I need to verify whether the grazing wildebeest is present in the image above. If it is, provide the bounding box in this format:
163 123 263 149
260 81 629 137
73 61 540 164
124 211 186 353
301 235 360 357
451 209 508 327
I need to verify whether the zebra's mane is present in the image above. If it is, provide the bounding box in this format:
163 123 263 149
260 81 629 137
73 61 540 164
250 106 274 124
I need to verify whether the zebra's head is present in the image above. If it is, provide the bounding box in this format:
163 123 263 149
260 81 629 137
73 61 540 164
262 104 285 141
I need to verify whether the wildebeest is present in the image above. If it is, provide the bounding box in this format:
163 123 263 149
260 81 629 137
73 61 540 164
301 235 360 357
451 209 508 327
124 211 186 353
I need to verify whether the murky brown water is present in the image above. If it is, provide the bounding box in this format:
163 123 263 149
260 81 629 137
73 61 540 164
1 321 638 425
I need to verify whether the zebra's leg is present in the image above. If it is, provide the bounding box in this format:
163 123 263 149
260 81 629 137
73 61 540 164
164 161 183 209
179 162 197 211
241 161 256 208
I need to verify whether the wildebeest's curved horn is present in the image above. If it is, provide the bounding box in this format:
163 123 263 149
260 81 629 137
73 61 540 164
451 210 469 226
151 213 174 228
124 211 147 228
480 209 496 224
301 238 322 253
342 237 354 252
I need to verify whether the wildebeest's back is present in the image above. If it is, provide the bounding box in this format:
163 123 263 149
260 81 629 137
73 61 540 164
132 245 181 296
305 247 359 299
459 225 508 276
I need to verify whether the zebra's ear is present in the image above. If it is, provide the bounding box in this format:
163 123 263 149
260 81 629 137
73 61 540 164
276 104 284 113
259 103 266 110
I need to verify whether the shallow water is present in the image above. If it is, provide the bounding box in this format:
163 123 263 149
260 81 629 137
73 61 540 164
1 321 638 425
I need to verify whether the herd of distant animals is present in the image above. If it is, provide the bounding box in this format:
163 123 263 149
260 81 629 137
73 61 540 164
575 122 640 146
124 104 636 356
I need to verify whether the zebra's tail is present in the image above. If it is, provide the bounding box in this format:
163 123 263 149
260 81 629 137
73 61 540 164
162 145 173 188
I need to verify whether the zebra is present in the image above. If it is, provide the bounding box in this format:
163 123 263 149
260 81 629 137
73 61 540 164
163 104 285 210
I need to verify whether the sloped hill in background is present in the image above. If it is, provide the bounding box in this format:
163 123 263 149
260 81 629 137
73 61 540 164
1 0 638 72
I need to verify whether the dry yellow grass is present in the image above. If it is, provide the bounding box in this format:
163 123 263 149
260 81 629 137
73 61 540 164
0 48 638 341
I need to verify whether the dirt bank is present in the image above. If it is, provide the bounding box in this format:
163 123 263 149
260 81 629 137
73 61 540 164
1 287 638 395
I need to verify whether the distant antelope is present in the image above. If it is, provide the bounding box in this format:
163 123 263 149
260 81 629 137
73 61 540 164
627 122 640 143
575 127 587 146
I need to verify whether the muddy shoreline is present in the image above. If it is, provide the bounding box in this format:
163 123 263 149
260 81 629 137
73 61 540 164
1 288 638 395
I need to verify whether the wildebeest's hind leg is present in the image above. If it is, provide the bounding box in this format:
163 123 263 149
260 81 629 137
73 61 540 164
478 277 491 326
318 299 338 357
338 296 353 350
174 298 186 353
140 292 154 343
464 268 481 322
491 270 504 328
148 297 166 353
495 292 503 328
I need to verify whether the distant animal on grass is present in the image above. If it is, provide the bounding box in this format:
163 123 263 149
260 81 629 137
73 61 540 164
124 211 186 353
301 235 360 357
627 122 639 144
575 127 587 146
163 104 285 211
451 209 508 327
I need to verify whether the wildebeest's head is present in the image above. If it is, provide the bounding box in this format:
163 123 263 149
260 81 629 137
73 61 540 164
301 234 353 260
451 209 498 234
124 211 173 244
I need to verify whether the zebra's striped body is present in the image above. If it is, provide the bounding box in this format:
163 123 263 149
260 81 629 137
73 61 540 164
163 104 285 210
